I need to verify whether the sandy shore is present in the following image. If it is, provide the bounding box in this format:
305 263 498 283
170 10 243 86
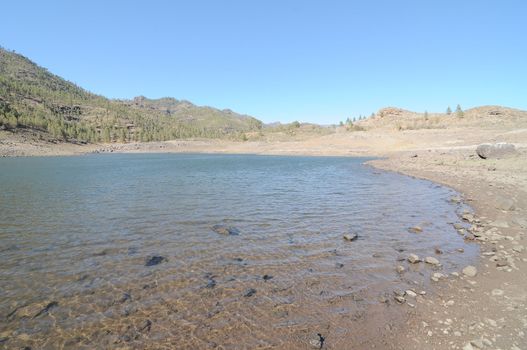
1 128 526 349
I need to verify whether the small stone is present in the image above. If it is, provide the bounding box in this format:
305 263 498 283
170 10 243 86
470 339 484 349
462 265 477 277
451 196 462 204
145 256 166 267
453 223 464 230
405 290 417 298
243 288 257 297
212 225 240 236
512 245 524 253
408 254 420 263
395 265 405 274
408 226 423 233
308 333 325 349
463 343 474 350
394 295 406 304
491 289 504 296
263 274 273 281
457 248 465 253
431 272 446 282
343 233 358 241
424 256 440 265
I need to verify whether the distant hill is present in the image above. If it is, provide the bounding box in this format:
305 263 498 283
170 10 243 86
0 47 262 143
355 105 527 131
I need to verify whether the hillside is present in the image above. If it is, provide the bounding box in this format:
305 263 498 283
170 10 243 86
0 47 262 143
355 105 527 131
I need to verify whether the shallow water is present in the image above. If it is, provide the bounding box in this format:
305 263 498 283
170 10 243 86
0 154 477 349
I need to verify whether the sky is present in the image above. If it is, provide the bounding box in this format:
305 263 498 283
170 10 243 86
1 0 526 124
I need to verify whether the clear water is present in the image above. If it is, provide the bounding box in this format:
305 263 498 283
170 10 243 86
0 154 477 349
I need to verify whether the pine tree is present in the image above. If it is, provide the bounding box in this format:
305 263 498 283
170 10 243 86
446 106 452 115
456 104 464 118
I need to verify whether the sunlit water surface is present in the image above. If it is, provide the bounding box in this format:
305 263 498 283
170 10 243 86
0 154 477 349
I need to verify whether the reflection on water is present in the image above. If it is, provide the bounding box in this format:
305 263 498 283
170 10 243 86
0 154 477 349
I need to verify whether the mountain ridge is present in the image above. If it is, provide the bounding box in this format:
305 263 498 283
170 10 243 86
0 47 262 143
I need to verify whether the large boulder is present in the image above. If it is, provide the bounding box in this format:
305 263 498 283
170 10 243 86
476 143 516 159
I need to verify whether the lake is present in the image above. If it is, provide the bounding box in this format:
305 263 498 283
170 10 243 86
0 154 477 349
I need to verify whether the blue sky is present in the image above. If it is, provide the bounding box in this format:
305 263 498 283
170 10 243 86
1 1 526 123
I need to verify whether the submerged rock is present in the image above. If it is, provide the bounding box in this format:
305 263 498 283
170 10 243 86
243 288 257 297
211 225 240 236
408 226 423 233
424 256 440 266
431 272 446 282
145 256 166 267
407 254 421 264
343 233 358 241
8 301 59 320
308 333 325 349
476 142 516 159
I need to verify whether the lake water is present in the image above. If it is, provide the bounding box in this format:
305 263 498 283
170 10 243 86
0 154 478 349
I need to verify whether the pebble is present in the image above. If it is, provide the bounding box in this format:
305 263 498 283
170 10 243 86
491 289 504 296
512 245 524 253
431 272 446 282
408 254 421 263
394 295 406 304
409 226 423 233
424 256 440 265
470 339 484 349
462 265 478 277
243 288 257 297
463 343 474 350
343 233 358 241
308 333 325 349
405 290 417 298
396 265 405 274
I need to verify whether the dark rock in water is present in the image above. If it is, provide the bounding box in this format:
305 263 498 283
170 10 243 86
206 278 217 289
145 256 166 266
476 143 516 159
211 225 240 236
335 262 344 269
119 292 132 303
243 288 257 297
263 274 274 281
33 301 59 318
343 233 358 241
139 319 152 333
309 333 325 349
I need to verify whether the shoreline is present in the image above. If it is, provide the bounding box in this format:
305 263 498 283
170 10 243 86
1 136 526 349
369 150 527 349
